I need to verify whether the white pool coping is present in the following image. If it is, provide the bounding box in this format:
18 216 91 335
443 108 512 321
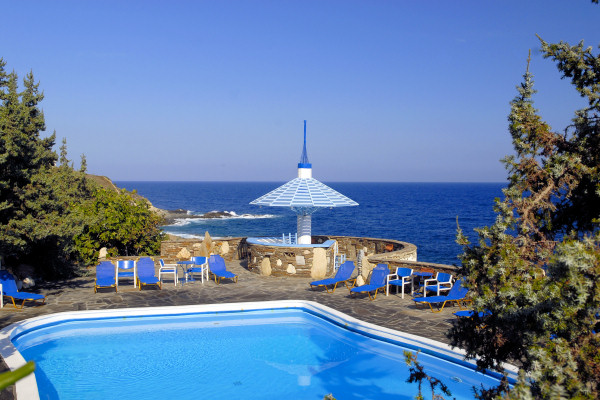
0 300 519 399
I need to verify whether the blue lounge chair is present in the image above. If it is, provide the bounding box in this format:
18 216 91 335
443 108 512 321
136 257 161 290
453 309 491 318
350 264 390 301
208 255 238 284
0 270 46 308
413 279 469 313
94 261 117 293
386 267 413 298
187 256 208 283
309 261 356 293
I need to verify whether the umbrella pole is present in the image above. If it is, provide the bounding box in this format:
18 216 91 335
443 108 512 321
297 214 312 244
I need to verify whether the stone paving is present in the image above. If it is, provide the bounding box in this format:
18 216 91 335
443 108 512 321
0 260 464 399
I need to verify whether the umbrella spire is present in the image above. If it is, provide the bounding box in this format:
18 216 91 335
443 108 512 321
298 120 311 168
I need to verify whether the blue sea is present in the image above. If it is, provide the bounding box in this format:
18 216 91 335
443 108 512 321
116 182 505 266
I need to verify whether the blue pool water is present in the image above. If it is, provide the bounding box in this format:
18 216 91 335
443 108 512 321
13 308 502 400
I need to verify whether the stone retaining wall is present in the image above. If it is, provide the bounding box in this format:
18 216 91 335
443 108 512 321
158 236 457 281
245 241 335 278
160 237 246 263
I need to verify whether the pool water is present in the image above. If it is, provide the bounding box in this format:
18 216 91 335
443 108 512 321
13 309 499 399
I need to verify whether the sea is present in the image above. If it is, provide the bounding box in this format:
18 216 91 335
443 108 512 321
116 182 505 267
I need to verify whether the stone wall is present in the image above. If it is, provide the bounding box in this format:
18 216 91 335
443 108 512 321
245 242 335 278
160 237 246 263
159 235 457 281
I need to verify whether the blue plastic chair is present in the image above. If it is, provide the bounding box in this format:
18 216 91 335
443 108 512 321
309 261 356 293
116 260 136 288
136 257 161 290
188 256 208 283
208 255 237 284
0 270 46 308
94 261 117 293
423 272 453 297
350 264 390 301
386 267 413 298
158 259 178 286
413 279 469 313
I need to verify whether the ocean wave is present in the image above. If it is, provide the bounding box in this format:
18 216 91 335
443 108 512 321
165 210 276 228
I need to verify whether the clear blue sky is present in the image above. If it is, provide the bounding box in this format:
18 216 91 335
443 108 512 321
3 1 599 182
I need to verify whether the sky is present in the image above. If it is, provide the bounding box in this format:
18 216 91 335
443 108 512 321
2 1 599 182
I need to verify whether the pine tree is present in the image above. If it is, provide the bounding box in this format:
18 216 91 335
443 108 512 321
80 154 87 174
59 137 69 167
448 42 600 399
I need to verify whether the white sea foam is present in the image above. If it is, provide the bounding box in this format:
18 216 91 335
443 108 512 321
166 211 276 229
189 211 276 220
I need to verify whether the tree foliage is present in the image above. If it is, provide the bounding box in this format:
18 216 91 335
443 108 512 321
0 58 166 278
75 187 166 266
449 39 600 399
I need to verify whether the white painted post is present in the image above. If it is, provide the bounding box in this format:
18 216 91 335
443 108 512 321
297 214 312 244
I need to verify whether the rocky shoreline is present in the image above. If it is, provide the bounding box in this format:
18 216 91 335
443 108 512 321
152 208 235 224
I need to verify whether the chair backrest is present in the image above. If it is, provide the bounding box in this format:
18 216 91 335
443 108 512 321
191 256 207 266
209 255 226 272
448 279 468 298
159 259 165 268
0 270 19 294
117 260 135 271
437 272 452 283
335 261 355 280
370 264 390 286
395 267 413 278
96 261 116 280
137 257 155 278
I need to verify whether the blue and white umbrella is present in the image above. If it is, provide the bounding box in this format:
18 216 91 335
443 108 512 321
250 121 358 244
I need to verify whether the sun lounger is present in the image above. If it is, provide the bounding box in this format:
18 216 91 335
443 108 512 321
309 261 356 293
350 264 390 300
136 257 161 290
413 278 469 313
94 261 117 293
0 270 46 308
208 255 238 284
453 309 491 318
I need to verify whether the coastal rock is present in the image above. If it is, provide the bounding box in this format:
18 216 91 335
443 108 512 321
260 257 272 276
22 277 35 288
176 247 191 260
311 248 327 278
356 275 365 286
287 264 296 274
362 258 374 280
99 247 108 259
220 241 230 255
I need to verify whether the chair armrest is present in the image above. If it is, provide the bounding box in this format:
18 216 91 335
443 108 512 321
387 273 399 281
424 278 437 286
439 281 452 289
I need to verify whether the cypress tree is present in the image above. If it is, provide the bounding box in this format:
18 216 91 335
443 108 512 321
449 42 600 399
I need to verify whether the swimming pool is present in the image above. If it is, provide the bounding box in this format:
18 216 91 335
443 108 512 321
0 301 516 399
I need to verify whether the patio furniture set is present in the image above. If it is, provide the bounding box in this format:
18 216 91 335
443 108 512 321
309 261 471 313
93 254 237 293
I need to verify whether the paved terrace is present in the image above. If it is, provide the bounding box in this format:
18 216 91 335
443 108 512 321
0 260 462 398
